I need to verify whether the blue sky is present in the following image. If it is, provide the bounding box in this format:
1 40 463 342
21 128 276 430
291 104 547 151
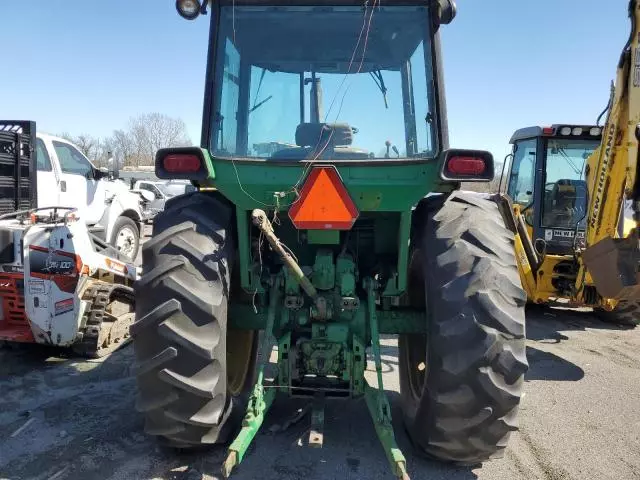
0 0 630 162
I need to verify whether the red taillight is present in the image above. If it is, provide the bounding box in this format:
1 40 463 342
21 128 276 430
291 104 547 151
447 156 486 176
163 154 201 173
542 126 554 135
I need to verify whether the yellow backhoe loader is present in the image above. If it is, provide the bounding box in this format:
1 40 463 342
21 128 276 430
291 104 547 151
501 0 640 326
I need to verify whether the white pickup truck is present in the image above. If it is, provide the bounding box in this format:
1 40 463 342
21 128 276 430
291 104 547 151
33 133 148 261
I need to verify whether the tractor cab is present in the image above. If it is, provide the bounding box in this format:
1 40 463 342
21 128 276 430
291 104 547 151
195 0 449 162
506 124 602 255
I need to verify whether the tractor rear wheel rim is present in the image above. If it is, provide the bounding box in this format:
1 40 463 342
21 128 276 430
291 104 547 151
404 334 427 402
227 329 256 396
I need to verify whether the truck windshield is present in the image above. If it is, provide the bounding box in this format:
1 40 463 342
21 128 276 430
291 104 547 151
542 138 600 230
209 4 436 161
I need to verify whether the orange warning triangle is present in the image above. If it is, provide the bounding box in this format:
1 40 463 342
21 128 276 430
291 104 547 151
289 166 358 230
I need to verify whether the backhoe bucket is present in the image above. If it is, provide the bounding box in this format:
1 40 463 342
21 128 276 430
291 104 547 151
582 234 640 301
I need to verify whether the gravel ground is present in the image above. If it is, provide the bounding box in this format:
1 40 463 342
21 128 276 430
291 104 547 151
0 227 639 479
1 307 639 480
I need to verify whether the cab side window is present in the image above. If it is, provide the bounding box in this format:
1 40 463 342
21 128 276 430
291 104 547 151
52 141 93 177
36 139 52 172
507 139 537 206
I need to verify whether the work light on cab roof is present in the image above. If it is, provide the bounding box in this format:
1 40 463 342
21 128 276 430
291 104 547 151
176 0 206 20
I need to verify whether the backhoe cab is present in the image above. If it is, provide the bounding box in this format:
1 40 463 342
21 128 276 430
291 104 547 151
507 124 605 256
505 123 640 322
130 1 528 479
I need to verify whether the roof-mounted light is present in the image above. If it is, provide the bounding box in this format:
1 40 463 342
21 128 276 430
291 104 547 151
542 127 554 135
560 127 572 136
590 127 602 136
176 0 203 20
572 127 583 136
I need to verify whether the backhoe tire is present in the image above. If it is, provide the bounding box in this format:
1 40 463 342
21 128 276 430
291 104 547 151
595 300 640 327
131 192 258 447
399 191 529 465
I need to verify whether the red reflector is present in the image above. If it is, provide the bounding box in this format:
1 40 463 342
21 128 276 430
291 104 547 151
289 166 358 230
447 156 486 176
542 127 554 135
163 154 201 173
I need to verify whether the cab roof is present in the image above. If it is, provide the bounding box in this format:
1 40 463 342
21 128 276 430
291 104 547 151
509 124 601 144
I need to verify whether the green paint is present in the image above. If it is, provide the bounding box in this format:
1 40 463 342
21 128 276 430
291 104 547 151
225 255 412 478
199 147 216 180
224 276 281 474
208 160 449 294
278 332 291 392
363 278 409 478
208 160 446 211
364 383 409 478
351 335 366 396
336 254 357 297
312 249 335 290
307 229 340 245
228 304 427 334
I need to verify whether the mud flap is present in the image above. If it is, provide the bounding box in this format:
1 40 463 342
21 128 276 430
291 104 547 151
582 233 640 301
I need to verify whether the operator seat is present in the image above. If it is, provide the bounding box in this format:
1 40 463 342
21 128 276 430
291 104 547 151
544 179 587 228
270 123 370 160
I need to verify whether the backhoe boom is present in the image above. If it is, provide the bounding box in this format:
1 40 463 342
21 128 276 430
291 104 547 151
579 0 640 301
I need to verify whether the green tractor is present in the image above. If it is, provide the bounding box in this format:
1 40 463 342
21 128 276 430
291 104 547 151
130 0 528 478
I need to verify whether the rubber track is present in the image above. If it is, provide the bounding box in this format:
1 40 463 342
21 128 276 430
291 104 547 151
131 192 240 446
400 191 529 465
71 282 134 358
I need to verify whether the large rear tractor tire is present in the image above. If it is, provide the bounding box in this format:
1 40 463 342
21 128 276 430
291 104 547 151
399 191 529 464
131 192 258 447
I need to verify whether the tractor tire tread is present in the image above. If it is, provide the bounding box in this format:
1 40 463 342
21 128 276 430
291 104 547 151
400 191 528 465
132 192 239 446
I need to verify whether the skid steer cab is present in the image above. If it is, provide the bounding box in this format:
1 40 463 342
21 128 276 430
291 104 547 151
0 207 140 358
129 2 528 479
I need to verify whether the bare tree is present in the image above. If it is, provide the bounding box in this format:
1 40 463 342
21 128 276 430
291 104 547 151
111 129 136 167
127 113 191 166
58 113 191 169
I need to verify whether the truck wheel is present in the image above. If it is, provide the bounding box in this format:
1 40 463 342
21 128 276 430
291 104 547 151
399 191 528 464
109 216 140 262
131 192 258 447
595 300 640 327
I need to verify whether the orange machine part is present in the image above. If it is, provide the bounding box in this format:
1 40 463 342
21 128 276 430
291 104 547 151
288 166 358 230
0 273 34 343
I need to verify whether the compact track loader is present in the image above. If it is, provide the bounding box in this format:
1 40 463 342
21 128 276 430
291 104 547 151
0 122 139 357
